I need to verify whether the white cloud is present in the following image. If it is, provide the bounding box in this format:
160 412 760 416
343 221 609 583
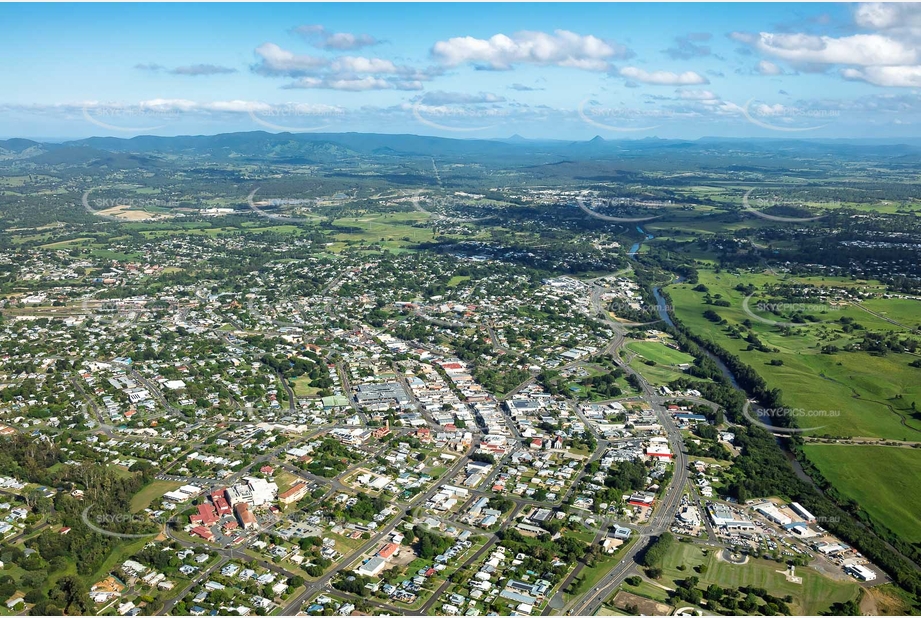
330 56 400 74
732 32 917 66
431 29 631 71
293 25 381 51
284 76 423 91
676 89 718 100
842 65 921 87
618 67 709 85
757 60 783 75
251 43 328 77
854 3 921 31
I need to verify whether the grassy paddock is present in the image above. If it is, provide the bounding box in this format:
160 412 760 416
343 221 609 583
802 444 921 543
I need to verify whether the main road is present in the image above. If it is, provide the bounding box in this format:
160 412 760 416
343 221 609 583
562 277 692 616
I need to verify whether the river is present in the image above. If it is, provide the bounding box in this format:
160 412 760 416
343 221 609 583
651 283 815 482
628 226 655 256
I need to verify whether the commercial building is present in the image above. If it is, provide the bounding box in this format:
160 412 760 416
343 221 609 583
278 482 309 506
234 502 258 530
789 502 817 523
845 564 876 581
357 556 387 577
755 503 792 526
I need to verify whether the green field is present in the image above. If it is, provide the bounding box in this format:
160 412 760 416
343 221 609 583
129 480 181 512
657 542 858 615
628 357 699 387
667 270 921 440
619 577 672 603
292 376 323 397
627 341 695 366
803 444 921 543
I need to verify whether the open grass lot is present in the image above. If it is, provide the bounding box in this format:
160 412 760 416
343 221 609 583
627 341 695 366
667 270 921 441
628 356 698 387
803 444 921 543
658 542 859 616
129 480 181 512
292 376 323 397
619 577 672 603
859 297 921 332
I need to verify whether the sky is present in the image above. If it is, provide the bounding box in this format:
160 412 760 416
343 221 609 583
2 2 921 141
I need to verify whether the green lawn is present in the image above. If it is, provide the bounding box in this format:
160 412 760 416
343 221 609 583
628 357 697 387
129 480 181 512
291 376 322 397
620 578 672 603
657 542 858 616
802 444 921 543
627 341 695 366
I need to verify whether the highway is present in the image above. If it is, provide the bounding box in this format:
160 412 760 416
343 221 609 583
562 278 693 616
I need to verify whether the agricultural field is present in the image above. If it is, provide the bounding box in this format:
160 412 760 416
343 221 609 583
666 270 921 441
803 444 921 543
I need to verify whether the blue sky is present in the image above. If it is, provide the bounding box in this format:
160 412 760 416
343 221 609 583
2 2 920 140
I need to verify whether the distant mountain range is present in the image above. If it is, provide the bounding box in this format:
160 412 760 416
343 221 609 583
3 131 921 167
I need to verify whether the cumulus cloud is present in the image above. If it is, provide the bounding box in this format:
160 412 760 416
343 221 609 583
731 31 918 66
431 29 632 71
675 88 718 100
251 43 441 90
757 60 783 75
293 25 381 50
854 3 921 32
842 65 921 87
618 66 709 85
730 4 921 88
251 43 328 77
170 64 237 76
